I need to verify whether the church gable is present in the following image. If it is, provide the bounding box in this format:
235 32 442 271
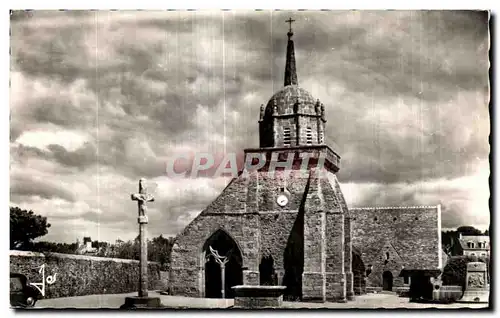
350 206 441 271
378 241 404 266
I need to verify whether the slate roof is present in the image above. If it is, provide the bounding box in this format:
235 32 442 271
458 235 490 250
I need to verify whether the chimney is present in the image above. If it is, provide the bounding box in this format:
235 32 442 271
86 241 92 249
459 233 462 240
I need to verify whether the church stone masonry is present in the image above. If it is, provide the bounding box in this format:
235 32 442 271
169 21 441 302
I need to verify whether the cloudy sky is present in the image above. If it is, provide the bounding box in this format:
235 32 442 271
10 10 490 244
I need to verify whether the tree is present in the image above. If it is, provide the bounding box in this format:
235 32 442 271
456 226 483 236
441 230 462 256
10 207 51 250
148 235 174 270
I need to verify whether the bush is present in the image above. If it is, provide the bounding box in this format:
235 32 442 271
442 256 488 290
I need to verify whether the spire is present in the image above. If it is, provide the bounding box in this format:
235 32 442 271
284 17 298 87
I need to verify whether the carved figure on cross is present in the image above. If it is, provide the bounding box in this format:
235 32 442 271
131 178 155 217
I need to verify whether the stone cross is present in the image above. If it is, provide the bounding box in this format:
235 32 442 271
131 178 155 218
131 178 155 298
286 17 295 33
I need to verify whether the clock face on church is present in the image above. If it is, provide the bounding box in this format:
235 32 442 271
277 194 289 207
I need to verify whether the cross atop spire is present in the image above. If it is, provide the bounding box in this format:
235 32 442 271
284 17 298 86
286 17 295 38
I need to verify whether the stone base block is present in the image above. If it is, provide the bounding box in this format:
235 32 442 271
168 267 199 297
232 285 286 308
302 272 325 302
457 289 489 303
325 272 346 302
120 296 162 309
345 272 354 300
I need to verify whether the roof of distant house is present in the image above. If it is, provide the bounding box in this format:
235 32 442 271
458 235 490 250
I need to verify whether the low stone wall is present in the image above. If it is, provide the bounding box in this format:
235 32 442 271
433 285 463 303
10 250 161 299
366 287 383 293
394 286 410 297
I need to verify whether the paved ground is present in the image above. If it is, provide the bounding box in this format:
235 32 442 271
33 291 488 309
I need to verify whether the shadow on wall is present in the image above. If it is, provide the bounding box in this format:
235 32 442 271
282 192 305 301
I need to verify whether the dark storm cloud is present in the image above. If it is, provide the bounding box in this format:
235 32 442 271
10 174 77 203
12 144 96 171
31 96 95 128
47 143 97 169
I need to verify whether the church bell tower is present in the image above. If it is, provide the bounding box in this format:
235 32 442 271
249 18 340 174
243 19 353 302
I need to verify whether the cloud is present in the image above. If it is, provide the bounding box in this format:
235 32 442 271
9 10 490 243
340 160 490 231
10 174 78 203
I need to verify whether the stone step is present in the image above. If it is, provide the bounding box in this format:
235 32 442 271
380 291 397 295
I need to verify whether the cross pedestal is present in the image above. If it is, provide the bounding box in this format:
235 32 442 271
121 179 162 309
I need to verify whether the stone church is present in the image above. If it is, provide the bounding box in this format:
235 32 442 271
169 23 442 302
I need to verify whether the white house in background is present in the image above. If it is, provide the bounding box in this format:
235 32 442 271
458 233 490 258
76 236 98 255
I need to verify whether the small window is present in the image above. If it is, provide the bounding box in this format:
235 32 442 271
283 127 291 146
481 253 486 256
468 242 475 249
393 217 397 221
470 253 476 256
415 217 419 220
374 217 378 221
306 127 313 145
319 131 324 144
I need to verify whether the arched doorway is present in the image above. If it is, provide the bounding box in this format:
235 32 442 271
352 250 366 295
203 229 243 299
382 271 393 291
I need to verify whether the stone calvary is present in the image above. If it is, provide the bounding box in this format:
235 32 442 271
168 19 443 303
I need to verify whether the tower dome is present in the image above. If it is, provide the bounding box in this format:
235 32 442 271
264 85 318 117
